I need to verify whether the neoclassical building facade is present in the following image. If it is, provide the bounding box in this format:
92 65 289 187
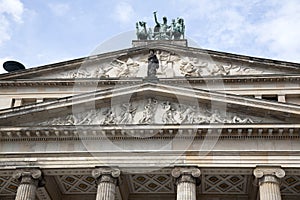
0 39 300 200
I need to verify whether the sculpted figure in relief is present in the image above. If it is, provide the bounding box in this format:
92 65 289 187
102 109 117 125
93 66 112 78
37 100 257 126
73 110 95 125
111 58 139 77
139 98 157 124
207 109 227 123
231 115 254 123
119 103 137 124
66 69 91 78
179 105 198 124
180 58 208 77
210 63 264 76
162 101 177 124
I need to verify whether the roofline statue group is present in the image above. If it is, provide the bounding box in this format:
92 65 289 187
136 11 185 40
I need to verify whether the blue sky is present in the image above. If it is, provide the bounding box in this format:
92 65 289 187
0 0 300 74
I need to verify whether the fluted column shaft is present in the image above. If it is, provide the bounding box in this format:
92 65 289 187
254 167 285 200
92 167 120 200
172 167 201 200
13 169 43 200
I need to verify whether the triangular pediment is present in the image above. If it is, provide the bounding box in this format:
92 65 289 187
1 43 300 80
0 82 299 126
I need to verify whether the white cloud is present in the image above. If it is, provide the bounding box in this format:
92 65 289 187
0 0 24 22
48 3 70 16
0 0 24 45
255 1 300 62
112 2 135 25
170 0 300 62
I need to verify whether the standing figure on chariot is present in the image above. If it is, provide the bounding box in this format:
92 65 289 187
153 11 171 40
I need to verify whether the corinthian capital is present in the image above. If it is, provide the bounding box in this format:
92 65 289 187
13 168 43 186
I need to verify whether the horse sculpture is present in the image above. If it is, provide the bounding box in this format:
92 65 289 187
136 21 149 40
136 12 185 40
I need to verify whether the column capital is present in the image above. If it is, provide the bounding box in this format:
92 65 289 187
171 166 201 178
92 167 120 185
13 168 44 187
253 167 285 179
172 167 201 185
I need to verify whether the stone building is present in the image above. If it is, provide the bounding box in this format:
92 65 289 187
0 37 300 200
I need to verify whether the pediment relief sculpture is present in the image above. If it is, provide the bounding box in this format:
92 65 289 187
56 50 266 79
34 98 264 126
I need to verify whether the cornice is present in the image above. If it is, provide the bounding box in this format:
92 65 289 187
0 74 300 87
0 124 299 141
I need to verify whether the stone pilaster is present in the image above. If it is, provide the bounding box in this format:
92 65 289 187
92 167 121 200
13 168 43 200
172 167 201 200
253 167 285 200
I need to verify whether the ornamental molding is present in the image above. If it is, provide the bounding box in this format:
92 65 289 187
1 125 300 141
201 168 252 175
2 75 300 87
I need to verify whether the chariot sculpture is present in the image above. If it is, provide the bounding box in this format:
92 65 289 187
136 11 185 40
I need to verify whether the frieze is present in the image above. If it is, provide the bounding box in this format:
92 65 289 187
36 98 258 126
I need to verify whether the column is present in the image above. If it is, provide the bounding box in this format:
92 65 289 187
171 167 201 200
92 167 120 200
13 168 43 200
253 167 285 200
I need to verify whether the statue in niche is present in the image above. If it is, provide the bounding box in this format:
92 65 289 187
147 50 159 78
102 109 117 125
162 101 177 124
139 98 157 124
119 103 137 124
